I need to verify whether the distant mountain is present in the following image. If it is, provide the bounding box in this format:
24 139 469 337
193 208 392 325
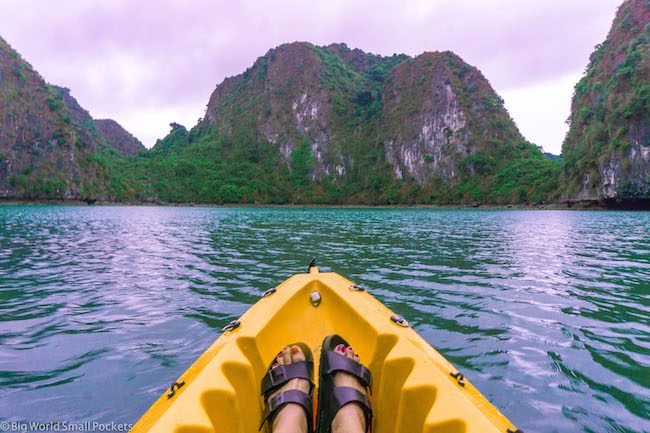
544 152 562 162
0 36 142 200
112 42 558 205
54 86 144 157
94 119 144 157
562 0 649 203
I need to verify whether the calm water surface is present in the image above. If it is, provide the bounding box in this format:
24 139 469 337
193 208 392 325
0 206 648 433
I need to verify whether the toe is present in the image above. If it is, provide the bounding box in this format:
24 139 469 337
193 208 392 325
354 353 360 362
276 353 284 366
346 346 355 360
281 346 292 364
335 344 346 355
272 362 279 369
290 345 306 362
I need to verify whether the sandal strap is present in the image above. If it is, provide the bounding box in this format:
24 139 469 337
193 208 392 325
332 386 373 433
325 351 372 390
261 361 314 396
259 389 313 432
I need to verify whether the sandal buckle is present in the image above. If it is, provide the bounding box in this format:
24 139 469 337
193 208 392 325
269 392 285 409
269 365 286 385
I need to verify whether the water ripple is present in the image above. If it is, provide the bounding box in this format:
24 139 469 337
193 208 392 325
0 206 648 433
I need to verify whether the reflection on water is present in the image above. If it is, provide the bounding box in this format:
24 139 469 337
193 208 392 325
0 206 648 433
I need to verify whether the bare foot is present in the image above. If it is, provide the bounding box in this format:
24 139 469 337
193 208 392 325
331 345 367 433
267 345 311 433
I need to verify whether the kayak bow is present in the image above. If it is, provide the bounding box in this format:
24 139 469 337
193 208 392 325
132 264 519 433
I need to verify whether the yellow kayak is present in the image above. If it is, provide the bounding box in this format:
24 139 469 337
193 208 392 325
132 264 520 433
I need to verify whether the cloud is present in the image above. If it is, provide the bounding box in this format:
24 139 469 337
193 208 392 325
0 0 621 150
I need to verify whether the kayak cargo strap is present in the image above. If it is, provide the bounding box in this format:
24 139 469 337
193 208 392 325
450 371 465 387
262 287 277 297
167 380 185 399
222 320 241 332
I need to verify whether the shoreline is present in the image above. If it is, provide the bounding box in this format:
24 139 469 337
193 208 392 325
1 198 645 210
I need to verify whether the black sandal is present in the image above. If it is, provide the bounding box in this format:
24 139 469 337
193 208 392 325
315 335 373 433
259 343 315 432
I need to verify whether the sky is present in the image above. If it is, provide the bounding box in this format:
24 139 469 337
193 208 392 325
0 0 622 154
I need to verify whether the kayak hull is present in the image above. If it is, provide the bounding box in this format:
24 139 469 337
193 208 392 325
132 269 518 433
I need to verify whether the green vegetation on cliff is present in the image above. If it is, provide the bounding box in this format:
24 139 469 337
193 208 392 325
0 36 108 199
5 1 649 206
94 43 560 205
97 134 560 206
0 36 146 200
563 0 649 200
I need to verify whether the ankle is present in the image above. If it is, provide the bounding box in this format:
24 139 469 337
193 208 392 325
272 403 308 433
331 403 365 433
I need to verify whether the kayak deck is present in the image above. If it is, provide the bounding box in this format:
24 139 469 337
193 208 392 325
132 267 518 433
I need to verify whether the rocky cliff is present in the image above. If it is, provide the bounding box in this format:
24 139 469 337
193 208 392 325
0 37 563 205
380 51 523 184
202 42 523 185
0 38 104 199
139 42 556 204
0 36 144 199
562 0 649 203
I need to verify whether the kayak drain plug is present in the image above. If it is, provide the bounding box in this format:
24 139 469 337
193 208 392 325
310 291 321 307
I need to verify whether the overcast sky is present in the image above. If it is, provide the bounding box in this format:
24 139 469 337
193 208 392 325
0 0 621 154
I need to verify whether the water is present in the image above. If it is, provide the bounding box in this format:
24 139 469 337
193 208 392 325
0 206 648 433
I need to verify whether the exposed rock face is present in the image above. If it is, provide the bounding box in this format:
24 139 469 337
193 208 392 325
202 42 525 187
563 0 650 201
205 42 343 181
381 52 522 184
95 119 144 156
